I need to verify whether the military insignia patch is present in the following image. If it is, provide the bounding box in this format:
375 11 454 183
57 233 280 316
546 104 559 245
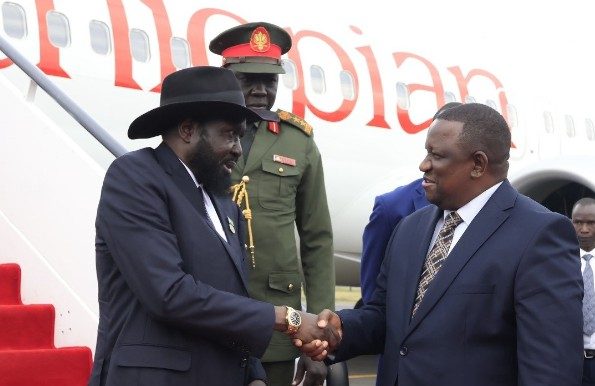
273 154 297 166
227 216 236 234
250 27 270 53
277 109 313 136
268 121 280 134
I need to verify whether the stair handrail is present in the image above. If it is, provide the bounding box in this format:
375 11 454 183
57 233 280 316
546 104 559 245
0 34 127 158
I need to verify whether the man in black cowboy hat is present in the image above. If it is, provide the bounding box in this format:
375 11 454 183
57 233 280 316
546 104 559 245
210 22 334 386
89 66 332 386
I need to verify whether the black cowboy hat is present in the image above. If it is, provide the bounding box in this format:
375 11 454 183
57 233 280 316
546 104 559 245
128 66 276 139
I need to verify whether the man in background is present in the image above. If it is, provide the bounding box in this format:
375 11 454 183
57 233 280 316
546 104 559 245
210 22 334 386
572 197 595 386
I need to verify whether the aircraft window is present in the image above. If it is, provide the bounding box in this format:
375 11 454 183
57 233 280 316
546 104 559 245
564 114 575 137
396 82 409 109
444 92 457 103
281 59 298 90
310 65 326 94
543 111 554 134
464 95 476 103
507 104 518 128
89 20 111 55
1 2 27 39
46 11 70 48
130 28 150 63
171 37 190 69
586 119 595 141
340 70 355 100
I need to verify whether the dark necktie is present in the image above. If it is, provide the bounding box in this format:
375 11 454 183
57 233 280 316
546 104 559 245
412 211 463 316
240 122 259 162
583 253 595 335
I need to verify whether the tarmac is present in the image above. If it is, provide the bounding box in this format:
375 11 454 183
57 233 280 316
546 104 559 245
343 355 378 386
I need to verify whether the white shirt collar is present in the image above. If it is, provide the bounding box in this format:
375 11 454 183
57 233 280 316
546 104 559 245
443 181 503 225
179 159 200 188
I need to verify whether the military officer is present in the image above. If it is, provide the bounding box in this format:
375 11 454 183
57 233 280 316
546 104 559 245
210 22 335 386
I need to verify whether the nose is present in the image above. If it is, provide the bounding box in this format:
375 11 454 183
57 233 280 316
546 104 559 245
250 81 267 95
232 137 242 158
419 156 430 172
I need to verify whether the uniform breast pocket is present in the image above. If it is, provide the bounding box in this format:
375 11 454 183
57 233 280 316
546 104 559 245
257 160 300 211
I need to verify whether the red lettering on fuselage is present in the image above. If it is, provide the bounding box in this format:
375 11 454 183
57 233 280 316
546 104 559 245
393 52 445 134
354 26 390 129
0 58 12 68
7 2 510 137
287 29 358 122
108 0 140 89
142 0 176 92
34 0 69 78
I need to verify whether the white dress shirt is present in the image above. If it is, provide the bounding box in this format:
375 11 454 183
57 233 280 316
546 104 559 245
427 182 503 255
179 160 228 242
581 248 595 349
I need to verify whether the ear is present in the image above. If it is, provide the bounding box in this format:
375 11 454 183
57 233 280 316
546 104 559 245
177 118 198 143
470 151 488 178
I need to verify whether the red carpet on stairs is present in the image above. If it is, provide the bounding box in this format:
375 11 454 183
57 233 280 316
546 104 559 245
0 263 92 386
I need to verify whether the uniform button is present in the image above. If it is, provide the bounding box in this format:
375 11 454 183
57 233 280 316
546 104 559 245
399 346 408 356
278 167 284 173
288 283 294 291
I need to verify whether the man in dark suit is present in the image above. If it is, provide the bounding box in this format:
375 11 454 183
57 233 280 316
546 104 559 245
300 103 584 385
89 66 325 386
360 103 461 305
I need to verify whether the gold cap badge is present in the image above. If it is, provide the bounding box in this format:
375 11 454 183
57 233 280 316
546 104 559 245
250 26 270 53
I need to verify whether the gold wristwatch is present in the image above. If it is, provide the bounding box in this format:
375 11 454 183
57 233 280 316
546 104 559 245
284 306 302 334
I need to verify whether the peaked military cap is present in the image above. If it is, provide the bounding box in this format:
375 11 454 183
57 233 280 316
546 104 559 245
209 22 292 74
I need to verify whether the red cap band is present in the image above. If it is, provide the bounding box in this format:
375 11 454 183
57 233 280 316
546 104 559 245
222 43 282 60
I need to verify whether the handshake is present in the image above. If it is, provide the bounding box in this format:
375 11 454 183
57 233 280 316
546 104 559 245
277 307 343 361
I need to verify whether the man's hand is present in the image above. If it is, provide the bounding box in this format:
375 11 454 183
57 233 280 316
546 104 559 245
293 309 342 361
292 355 327 386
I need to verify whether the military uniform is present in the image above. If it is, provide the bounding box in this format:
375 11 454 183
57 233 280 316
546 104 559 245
232 111 334 358
211 22 335 385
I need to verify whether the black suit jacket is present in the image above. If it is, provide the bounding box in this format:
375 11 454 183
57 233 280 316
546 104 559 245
89 143 274 386
336 180 583 386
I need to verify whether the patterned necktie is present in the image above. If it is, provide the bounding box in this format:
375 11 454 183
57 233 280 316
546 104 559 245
583 254 595 335
412 211 463 316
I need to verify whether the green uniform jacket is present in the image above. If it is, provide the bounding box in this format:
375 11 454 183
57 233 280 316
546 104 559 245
231 110 335 362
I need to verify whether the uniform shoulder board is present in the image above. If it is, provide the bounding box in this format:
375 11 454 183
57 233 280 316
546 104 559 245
276 109 313 136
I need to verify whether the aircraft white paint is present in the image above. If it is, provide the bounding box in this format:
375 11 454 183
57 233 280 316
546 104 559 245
0 0 594 352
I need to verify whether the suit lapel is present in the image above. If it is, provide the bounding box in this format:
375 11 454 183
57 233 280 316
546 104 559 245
154 143 249 290
209 193 249 289
243 121 281 173
406 181 516 336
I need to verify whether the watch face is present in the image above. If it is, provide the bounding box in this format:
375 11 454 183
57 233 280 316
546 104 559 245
289 311 301 326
